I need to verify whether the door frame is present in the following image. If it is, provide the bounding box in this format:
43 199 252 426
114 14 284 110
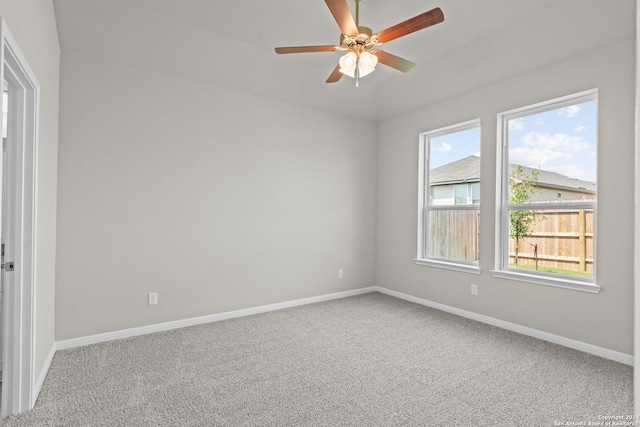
0 19 39 417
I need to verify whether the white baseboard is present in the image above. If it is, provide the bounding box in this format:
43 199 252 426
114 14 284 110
57 287 376 351
32 342 57 407
374 286 633 366
55 285 632 367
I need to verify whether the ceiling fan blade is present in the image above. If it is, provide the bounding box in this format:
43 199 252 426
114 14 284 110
275 45 339 54
375 50 416 73
325 0 359 36
326 64 344 83
375 7 444 44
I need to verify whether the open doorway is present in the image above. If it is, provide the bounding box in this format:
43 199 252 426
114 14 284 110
0 79 7 410
0 20 39 418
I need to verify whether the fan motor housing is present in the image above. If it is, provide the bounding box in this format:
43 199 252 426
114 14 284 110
340 26 373 48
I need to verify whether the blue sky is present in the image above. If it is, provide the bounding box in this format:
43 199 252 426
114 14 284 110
428 100 597 183
429 126 480 169
508 100 597 182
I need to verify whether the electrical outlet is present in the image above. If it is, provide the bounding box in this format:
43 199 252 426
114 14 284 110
338 269 344 279
471 284 478 296
148 292 158 305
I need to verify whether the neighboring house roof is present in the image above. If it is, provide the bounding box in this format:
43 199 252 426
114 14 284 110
430 155 596 194
430 155 480 185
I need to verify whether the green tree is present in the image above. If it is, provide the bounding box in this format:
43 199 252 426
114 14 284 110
509 166 540 267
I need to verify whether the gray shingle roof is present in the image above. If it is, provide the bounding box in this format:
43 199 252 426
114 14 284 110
430 155 596 193
430 155 480 185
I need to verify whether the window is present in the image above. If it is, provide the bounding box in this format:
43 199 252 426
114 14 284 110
417 119 481 273
453 184 466 205
471 183 480 205
494 90 599 293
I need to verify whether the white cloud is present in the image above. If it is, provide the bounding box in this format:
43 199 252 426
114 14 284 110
558 105 580 118
535 118 545 126
574 125 587 132
433 142 452 152
473 152 481 157
509 119 524 131
509 147 571 169
522 132 588 152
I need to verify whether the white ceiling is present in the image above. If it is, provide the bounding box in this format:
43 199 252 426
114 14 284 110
53 0 635 121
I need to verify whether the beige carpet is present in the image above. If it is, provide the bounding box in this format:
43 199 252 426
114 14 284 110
5 292 633 426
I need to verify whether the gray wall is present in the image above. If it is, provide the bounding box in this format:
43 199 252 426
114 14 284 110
0 2 60 378
55 54 377 340
376 38 635 355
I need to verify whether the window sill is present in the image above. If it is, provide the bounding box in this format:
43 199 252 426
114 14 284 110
490 270 601 294
414 259 481 275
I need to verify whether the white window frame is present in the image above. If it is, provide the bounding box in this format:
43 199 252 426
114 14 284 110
492 89 600 293
416 119 481 274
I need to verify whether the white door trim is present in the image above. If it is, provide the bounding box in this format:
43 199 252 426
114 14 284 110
0 19 39 417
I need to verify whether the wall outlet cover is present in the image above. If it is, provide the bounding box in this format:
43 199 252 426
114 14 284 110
148 292 158 305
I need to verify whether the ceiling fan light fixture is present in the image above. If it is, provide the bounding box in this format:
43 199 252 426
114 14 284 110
274 1 445 85
338 51 357 77
358 51 378 77
276 0 444 87
339 50 377 79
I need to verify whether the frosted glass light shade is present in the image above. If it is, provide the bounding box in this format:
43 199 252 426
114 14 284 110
358 51 378 77
339 52 357 78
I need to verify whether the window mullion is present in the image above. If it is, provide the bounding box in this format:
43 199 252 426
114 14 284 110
507 202 596 210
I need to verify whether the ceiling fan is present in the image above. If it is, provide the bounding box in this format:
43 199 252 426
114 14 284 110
275 0 444 86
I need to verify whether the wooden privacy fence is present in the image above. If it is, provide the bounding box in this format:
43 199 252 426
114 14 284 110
510 209 594 273
428 210 480 262
428 209 593 273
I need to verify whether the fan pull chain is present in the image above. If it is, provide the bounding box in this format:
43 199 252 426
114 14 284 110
355 59 360 87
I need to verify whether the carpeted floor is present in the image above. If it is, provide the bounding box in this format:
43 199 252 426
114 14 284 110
5 292 633 426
